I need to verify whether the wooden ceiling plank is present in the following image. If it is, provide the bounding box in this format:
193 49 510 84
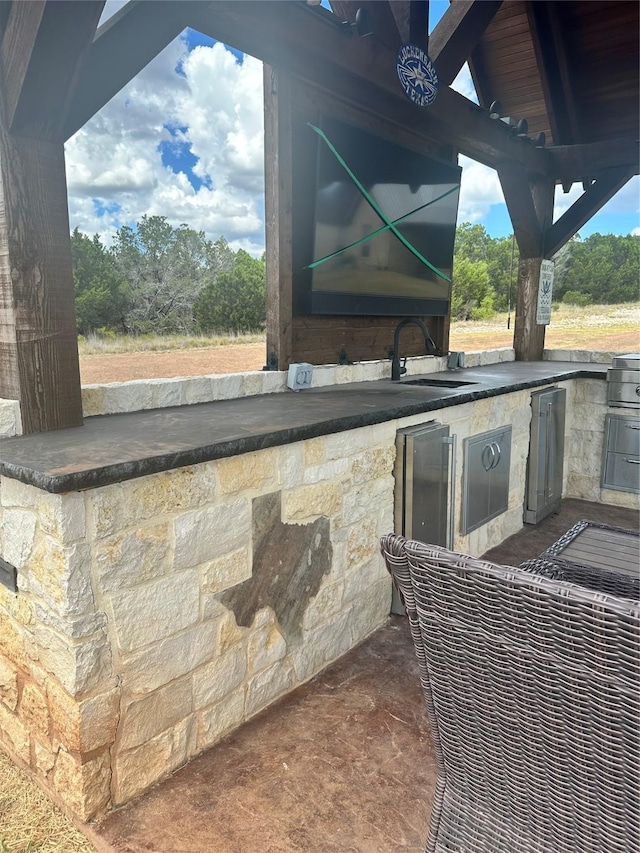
2 0 104 140
497 164 542 258
544 166 635 257
526 0 580 146
186 1 550 175
63 0 193 141
429 0 503 86
385 1 429 52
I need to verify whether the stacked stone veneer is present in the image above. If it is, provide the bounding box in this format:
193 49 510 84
0 376 636 822
0 429 398 820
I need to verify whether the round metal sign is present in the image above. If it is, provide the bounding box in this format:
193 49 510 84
396 43 439 107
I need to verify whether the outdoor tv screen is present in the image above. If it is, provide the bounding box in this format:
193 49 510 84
303 116 461 317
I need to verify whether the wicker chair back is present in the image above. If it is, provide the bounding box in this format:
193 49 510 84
380 533 640 853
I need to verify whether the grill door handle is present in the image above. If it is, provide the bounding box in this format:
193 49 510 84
625 458 640 464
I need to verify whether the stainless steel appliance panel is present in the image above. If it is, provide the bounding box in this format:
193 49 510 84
461 426 512 535
524 387 566 524
394 422 451 613
607 354 640 408
602 413 640 494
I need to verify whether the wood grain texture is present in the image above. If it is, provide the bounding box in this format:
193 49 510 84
291 316 443 366
264 66 293 371
0 123 83 432
497 165 542 260
513 257 546 362
430 0 502 86
2 0 104 140
544 166 635 258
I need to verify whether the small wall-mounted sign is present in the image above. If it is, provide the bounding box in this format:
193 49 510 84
0 557 17 592
536 259 555 325
396 44 439 107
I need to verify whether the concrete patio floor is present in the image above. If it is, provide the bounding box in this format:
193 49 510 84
90 499 638 853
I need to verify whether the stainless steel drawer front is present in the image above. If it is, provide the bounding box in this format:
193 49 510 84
602 414 640 493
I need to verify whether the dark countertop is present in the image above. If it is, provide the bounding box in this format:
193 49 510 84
0 361 607 493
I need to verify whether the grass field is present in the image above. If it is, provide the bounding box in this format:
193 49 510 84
78 303 639 384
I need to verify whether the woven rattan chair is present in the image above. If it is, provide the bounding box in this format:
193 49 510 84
380 533 640 853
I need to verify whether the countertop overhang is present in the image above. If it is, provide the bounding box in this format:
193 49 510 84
0 361 607 493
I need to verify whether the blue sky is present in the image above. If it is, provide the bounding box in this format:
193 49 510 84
64 1 639 250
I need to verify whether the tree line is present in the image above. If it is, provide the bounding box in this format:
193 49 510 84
71 216 639 336
451 224 639 320
72 215 265 335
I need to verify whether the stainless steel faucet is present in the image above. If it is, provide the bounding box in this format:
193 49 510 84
391 318 439 380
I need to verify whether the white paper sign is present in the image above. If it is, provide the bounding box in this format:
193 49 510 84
536 259 555 325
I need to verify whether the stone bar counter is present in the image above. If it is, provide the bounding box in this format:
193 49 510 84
0 358 634 821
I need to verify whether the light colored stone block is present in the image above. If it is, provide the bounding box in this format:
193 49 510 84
322 430 371 461
37 493 86 544
351 446 395 485
33 737 56 775
217 449 277 496
0 656 18 710
173 499 250 570
201 547 251 595
282 482 341 522
121 621 217 693
348 578 391 644
150 379 183 409
247 619 287 675
113 716 196 806
2 508 37 567
0 701 30 762
34 623 112 696
302 457 350 486
48 680 120 753
33 603 107 640
343 556 388 605
1 477 39 508
0 399 22 437
19 681 49 739
345 518 379 570
110 569 200 653
303 580 344 631
212 374 242 401
215 607 247 652
183 376 214 405
291 611 353 683
245 659 296 717
241 372 264 397
280 443 305 488
94 523 170 593
124 467 214 524
118 678 191 751
193 644 247 710
27 539 94 618
88 484 125 539
197 687 244 752
342 477 392 526
261 372 287 395
52 747 111 821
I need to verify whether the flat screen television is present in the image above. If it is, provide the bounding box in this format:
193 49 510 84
293 115 461 317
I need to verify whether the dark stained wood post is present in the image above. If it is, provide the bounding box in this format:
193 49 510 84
0 0 104 433
264 65 293 372
499 164 554 362
0 130 84 433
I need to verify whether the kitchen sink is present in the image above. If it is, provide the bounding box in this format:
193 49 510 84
402 378 478 389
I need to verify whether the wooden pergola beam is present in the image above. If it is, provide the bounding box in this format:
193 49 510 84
429 0 502 86
547 139 639 184
1 0 104 140
388 1 429 52
187 1 550 176
544 166 635 258
497 165 542 259
63 0 192 141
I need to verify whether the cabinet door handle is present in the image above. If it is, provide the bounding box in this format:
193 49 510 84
491 441 501 468
625 458 640 464
481 443 495 471
625 424 640 430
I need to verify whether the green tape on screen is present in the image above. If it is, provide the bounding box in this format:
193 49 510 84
308 123 455 282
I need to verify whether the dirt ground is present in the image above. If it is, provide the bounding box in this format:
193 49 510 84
78 328 639 385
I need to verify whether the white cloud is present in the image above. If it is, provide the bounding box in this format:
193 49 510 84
65 33 265 254
456 155 504 223
450 63 477 103
553 175 640 224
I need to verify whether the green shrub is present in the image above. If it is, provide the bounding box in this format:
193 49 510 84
563 290 593 307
